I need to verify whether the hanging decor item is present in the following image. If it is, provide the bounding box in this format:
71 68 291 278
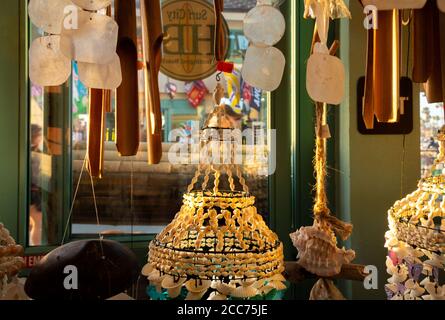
242 1 286 92
186 80 208 109
87 88 107 178
142 84 286 301
290 6 355 298
141 0 164 165
25 240 140 300
28 0 73 35
28 0 122 90
384 127 445 300
114 0 140 157
29 35 72 87
305 1 349 105
412 0 445 105
0 224 25 299
360 1 400 129
361 0 427 9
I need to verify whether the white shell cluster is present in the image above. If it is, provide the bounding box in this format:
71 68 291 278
141 263 287 300
241 3 286 92
28 0 121 89
290 223 355 277
385 168 445 300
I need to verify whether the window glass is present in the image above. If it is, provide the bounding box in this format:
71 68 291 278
29 0 272 242
29 28 70 246
420 92 445 178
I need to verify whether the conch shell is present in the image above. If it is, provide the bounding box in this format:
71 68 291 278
290 223 355 277
309 278 346 300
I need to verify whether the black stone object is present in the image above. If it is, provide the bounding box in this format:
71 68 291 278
25 240 140 300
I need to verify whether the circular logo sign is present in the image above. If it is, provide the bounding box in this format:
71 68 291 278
161 0 230 81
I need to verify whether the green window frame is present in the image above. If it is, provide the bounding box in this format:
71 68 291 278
0 0 321 279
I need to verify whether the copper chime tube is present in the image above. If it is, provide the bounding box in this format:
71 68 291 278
115 0 140 156
87 88 106 178
372 9 400 124
141 0 164 165
363 27 375 129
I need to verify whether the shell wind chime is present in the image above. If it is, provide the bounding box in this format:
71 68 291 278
290 0 355 300
241 0 286 92
385 127 445 300
142 84 286 301
0 224 26 300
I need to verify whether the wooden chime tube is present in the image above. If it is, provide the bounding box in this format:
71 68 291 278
424 5 445 104
412 0 434 83
372 9 400 123
87 88 106 178
214 0 225 62
115 0 140 156
141 0 164 165
363 28 375 129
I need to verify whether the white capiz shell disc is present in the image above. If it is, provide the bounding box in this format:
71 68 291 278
306 52 345 105
28 0 74 35
78 53 122 89
71 0 111 11
242 45 285 92
361 0 426 10
244 5 285 47
29 36 71 87
60 11 118 64
438 0 445 12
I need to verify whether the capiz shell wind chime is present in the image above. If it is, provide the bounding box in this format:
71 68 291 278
385 127 445 300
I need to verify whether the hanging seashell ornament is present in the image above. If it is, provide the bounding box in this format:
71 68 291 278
243 4 286 47
60 10 118 65
29 35 71 86
242 1 286 92
28 0 73 35
242 46 285 92
306 1 346 105
78 53 122 89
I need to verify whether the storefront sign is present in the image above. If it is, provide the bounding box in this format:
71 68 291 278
161 0 230 81
24 255 45 268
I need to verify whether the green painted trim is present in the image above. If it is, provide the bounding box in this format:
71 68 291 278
0 0 22 240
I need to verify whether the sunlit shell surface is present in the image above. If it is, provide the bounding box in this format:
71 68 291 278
29 36 71 87
60 11 118 64
244 5 285 47
71 0 111 11
290 224 355 277
78 53 122 89
242 45 285 92
28 0 73 35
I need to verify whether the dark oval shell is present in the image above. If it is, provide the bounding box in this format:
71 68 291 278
25 240 140 300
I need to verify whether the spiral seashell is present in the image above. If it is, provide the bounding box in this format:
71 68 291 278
141 263 154 276
162 275 186 289
211 281 236 296
290 224 355 277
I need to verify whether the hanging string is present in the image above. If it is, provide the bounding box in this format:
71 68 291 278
62 155 87 245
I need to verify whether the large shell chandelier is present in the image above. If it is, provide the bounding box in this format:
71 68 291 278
142 85 286 301
385 126 445 300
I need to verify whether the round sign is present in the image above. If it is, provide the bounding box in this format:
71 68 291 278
161 0 230 81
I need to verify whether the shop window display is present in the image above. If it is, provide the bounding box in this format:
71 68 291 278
28 0 271 245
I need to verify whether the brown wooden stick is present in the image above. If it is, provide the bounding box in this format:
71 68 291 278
284 261 367 283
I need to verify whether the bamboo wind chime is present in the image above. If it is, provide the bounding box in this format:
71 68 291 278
115 0 140 157
141 0 164 165
361 0 445 129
